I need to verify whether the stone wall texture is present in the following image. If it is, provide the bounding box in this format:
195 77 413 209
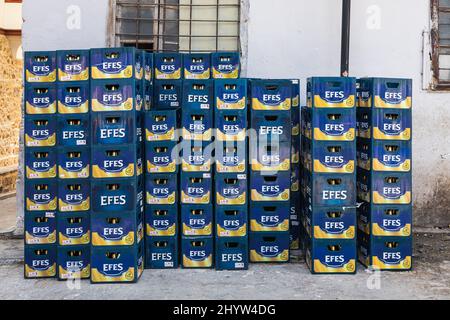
0 35 22 194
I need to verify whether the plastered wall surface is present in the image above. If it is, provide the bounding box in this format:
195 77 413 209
0 35 21 194
21 0 450 226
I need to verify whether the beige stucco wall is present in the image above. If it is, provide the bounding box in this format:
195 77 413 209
0 35 22 193
0 0 22 30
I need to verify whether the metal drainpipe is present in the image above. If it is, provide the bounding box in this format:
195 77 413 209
341 0 351 77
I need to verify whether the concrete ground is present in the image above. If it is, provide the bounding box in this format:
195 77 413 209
0 195 17 234
0 195 449 300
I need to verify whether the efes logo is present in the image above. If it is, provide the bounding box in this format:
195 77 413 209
62 62 85 74
58 53 89 81
216 145 244 171
147 190 176 205
373 145 410 172
183 238 213 267
150 153 172 167
91 84 134 111
252 157 291 172
251 216 289 232
59 87 89 113
101 93 124 107
251 176 290 202
155 56 182 79
26 217 56 244
28 64 53 77
375 86 412 109
29 225 52 238
58 185 90 212
376 188 410 203
27 183 57 211
185 60 210 79
372 176 411 204
26 54 56 82
182 182 211 204
98 224 133 243
27 196 57 211
217 187 246 205
250 237 289 262
186 186 206 198
374 112 411 140
99 127 126 141
97 61 124 73
321 253 352 268
323 90 346 103
183 218 212 236
252 85 291 111
377 243 409 266
311 243 356 273
323 220 346 233
61 225 89 243
310 79 355 108
146 178 176 204
26 159 56 179
221 124 244 136
314 147 355 173
102 158 127 171
151 186 170 197
25 119 56 147
185 119 210 136
372 255 411 270
217 222 246 237
91 52 135 78
260 244 281 257
91 49 136 79
262 94 282 106
222 155 240 166
259 185 280 197
64 227 86 238
149 123 170 135
220 93 241 103
26 132 55 146
314 224 355 239
212 54 239 79
26 89 56 114
314 122 355 141
59 263 91 280
373 221 411 237
217 115 246 141
216 85 246 110
101 261 125 277
92 149 136 178
188 250 206 261
313 89 355 108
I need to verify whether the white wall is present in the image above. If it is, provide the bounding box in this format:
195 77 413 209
0 0 22 30
247 0 450 226
22 0 110 51
20 0 450 226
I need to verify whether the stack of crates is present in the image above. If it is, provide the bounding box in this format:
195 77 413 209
248 79 292 263
144 53 180 269
89 47 145 283
24 51 58 279
179 53 214 269
289 79 301 256
214 57 248 271
302 77 358 274
356 78 413 271
55 50 92 281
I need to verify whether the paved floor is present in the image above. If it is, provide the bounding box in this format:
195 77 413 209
1 249 449 300
0 195 17 233
1 196 449 300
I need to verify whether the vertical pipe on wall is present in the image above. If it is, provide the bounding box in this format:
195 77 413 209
341 0 351 76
